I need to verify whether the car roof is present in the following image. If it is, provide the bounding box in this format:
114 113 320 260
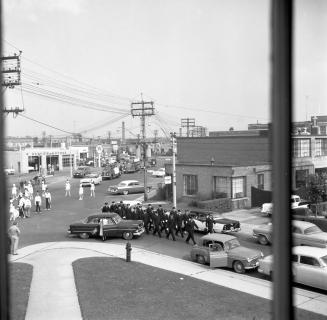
120 180 140 183
292 220 316 228
293 246 327 257
200 234 236 242
87 213 119 219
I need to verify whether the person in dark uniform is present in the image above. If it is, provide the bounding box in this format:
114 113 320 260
143 207 151 234
116 202 124 218
146 204 154 232
206 214 216 234
125 203 132 220
160 209 169 234
170 207 178 221
175 209 184 238
157 204 164 219
185 216 198 245
110 201 117 212
166 212 176 241
101 202 110 213
182 210 189 233
152 210 162 238
130 206 137 220
135 203 143 220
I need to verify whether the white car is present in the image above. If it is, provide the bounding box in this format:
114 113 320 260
258 246 327 291
80 173 102 186
261 195 303 216
152 168 165 177
4 168 15 175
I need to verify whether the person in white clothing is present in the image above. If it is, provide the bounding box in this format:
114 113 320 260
24 197 32 218
41 181 47 197
27 182 34 200
8 221 20 255
79 184 84 200
44 189 51 210
11 184 17 200
65 180 71 197
90 180 95 197
9 200 19 221
18 196 25 218
34 191 42 213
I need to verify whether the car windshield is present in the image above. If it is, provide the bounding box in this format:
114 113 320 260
225 239 240 250
304 226 322 234
112 215 122 223
321 255 327 265
117 182 128 187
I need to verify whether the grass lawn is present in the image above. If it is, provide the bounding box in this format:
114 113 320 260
73 257 325 320
10 262 33 320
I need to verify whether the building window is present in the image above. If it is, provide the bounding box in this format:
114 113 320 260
213 176 229 198
231 177 246 198
62 155 74 167
315 138 327 156
257 174 264 190
183 175 198 196
295 169 309 188
292 138 311 157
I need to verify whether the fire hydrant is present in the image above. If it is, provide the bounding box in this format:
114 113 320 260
126 241 132 262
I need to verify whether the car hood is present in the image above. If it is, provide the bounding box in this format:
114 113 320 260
253 224 272 233
229 246 262 259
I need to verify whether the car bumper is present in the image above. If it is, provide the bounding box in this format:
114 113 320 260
244 260 260 270
133 228 145 236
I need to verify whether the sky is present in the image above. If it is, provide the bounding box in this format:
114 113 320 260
2 0 327 139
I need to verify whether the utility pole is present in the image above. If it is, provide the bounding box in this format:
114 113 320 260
154 129 158 155
170 132 177 208
2 52 24 115
181 118 195 137
131 96 155 201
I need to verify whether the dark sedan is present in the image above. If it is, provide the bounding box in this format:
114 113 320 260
67 213 145 240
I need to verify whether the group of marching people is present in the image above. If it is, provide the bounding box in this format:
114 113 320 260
102 201 200 244
9 180 52 220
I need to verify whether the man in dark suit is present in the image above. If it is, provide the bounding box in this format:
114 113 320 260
185 216 198 245
152 211 162 238
166 213 176 241
101 202 110 213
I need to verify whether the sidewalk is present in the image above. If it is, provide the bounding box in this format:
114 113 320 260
9 241 327 319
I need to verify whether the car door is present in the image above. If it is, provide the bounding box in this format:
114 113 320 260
296 255 323 289
209 243 228 268
103 218 120 237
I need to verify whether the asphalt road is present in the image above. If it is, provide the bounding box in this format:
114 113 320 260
9 169 326 294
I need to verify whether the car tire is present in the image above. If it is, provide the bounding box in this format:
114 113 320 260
79 233 89 239
123 190 129 195
123 231 133 240
258 235 269 246
197 255 206 265
233 260 245 274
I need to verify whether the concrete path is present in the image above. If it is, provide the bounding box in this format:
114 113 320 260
9 242 327 319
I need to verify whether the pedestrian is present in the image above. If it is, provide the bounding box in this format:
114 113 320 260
166 213 176 241
34 191 42 213
101 202 110 213
8 221 20 255
11 184 17 200
18 196 25 218
9 200 19 221
65 179 71 197
146 204 154 231
79 184 84 200
24 196 32 218
110 201 117 212
27 181 34 200
142 208 151 235
90 180 95 197
152 210 162 238
44 189 52 210
135 203 143 220
185 216 199 245
41 181 47 197
125 203 132 220
206 214 216 234
175 209 184 238
160 209 169 234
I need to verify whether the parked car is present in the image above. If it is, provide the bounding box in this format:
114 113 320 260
101 165 121 180
261 195 303 216
80 173 102 186
73 166 91 178
258 246 327 291
4 168 15 175
108 180 151 195
152 168 165 177
190 234 263 273
253 220 327 247
67 212 145 240
188 210 241 233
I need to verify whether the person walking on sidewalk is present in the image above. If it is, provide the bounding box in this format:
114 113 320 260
11 184 17 200
152 211 162 238
34 191 42 213
79 184 84 200
206 214 216 234
24 196 32 218
185 216 198 245
8 221 20 255
41 181 47 197
175 209 184 238
90 180 95 197
65 180 71 197
44 189 52 210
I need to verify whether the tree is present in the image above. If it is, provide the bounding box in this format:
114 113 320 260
303 173 326 216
